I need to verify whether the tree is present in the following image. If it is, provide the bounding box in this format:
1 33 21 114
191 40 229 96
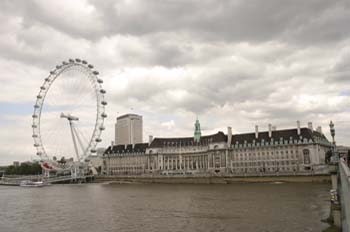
5 162 42 175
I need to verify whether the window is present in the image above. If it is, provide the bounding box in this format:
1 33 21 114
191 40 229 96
303 149 311 164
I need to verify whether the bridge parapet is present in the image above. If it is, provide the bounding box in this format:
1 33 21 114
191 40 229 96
339 161 350 232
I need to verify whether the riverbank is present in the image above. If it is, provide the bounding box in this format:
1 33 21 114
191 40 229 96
96 174 331 184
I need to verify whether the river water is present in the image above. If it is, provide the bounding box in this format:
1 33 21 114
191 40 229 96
0 182 330 232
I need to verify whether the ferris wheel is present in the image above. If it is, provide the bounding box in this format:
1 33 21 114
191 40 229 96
32 59 107 170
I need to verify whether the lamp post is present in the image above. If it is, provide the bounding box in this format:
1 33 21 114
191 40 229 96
329 120 339 163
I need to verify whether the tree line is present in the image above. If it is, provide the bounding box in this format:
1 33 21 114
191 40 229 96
4 162 42 175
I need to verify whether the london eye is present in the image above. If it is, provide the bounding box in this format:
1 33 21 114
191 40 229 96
32 59 107 172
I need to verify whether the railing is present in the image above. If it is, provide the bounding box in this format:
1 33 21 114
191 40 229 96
339 161 350 232
43 175 94 183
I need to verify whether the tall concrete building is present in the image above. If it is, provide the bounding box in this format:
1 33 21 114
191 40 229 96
115 114 143 145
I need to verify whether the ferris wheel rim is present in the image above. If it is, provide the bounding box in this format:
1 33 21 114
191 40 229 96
32 58 107 167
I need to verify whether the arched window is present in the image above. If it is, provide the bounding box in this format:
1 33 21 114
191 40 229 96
303 149 310 164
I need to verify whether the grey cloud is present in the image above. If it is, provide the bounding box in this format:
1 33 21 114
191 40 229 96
2 0 349 45
2 0 350 164
88 0 350 45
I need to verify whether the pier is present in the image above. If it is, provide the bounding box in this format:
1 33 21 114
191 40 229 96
0 174 94 186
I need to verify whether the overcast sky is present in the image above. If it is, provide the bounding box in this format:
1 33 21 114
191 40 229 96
0 0 350 165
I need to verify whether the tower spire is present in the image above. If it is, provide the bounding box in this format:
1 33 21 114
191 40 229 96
194 117 201 143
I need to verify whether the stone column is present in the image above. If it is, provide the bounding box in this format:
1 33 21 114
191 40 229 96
176 156 178 170
180 155 183 170
201 156 204 170
207 154 210 169
225 150 228 169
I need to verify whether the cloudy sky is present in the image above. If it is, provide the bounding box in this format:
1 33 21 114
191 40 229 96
0 0 350 165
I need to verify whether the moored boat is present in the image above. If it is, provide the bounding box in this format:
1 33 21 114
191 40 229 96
19 180 46 187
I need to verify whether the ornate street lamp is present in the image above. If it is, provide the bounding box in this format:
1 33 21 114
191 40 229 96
329 121 339 162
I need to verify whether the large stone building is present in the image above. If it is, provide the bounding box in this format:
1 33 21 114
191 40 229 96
115 114 143 145
103 119 332 176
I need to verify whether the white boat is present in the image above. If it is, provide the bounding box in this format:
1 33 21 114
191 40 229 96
19 180 46 187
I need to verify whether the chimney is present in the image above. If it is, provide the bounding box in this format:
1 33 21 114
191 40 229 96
272 126 277 131
297 120 301 135
149 135 153 145
255 125 259 139
111 141 114 147
268 124 272 138
307 122 313 131
227 126 232 146
316 126 322 134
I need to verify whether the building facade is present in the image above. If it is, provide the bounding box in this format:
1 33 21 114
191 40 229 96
103 120 332 176
115 114 143 145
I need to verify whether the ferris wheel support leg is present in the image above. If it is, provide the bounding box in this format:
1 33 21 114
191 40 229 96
69 120 80 161
72 126 86 162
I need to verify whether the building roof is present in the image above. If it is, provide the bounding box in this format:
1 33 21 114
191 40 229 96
149 131 227 148
104 143 149 155
103 127 330 155
231 127 329 145
117 113 142 120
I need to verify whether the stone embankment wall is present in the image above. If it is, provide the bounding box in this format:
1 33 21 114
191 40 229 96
96 175 330 184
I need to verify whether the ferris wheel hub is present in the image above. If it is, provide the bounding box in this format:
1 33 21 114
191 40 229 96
60 113 79 121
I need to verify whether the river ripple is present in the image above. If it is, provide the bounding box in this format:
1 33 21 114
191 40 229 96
0 182 330 232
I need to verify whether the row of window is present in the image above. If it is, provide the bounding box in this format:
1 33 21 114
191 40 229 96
232 160 299 166
232 167 298 172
